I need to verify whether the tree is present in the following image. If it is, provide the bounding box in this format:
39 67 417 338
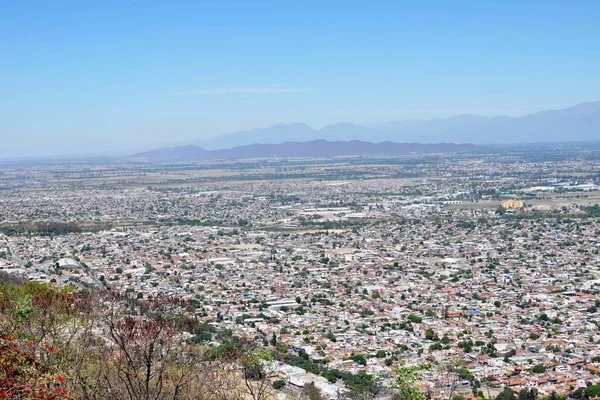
496 387 516 400
303 382 324 400
408 314 422 323
570 387 585 399
425 328 436 341
238 347 278 400
517 388 528 400
435 359 466 400
100 308 201 400
548 392 560 400
0 336 70 400
351 354 367 365
585 385 600 398
458 340 473 353
429 343 443 351
273 379 286 389
322 370 337 383
338 388 374 399
517 388 538 400
531 364 546 373
392 364 430 400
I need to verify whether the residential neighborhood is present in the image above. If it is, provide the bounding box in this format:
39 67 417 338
2 150 600 398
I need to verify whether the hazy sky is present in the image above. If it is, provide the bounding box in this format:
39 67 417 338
2 0 600 157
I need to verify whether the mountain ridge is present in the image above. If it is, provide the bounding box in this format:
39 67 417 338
196 101 600 149
132 140 481 161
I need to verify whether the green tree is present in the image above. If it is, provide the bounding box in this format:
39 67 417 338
303 382 324 400
457 368 472 380
585 385 600 398
496 387 516 400
429 343 442 351
570 387 585 399
425 328 436 341
351 354 367 365
392 364 430 400
517 388 538 400
531 364 546 373
407 314 422 323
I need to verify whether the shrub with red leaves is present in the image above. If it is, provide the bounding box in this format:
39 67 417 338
0 336 69 399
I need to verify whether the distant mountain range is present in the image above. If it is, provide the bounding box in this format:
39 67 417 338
195 101 600 149
132 140 480 161
131 101 600 161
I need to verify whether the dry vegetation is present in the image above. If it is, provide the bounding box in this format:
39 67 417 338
0 275 286 400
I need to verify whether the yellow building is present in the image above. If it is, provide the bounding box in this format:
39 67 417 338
501 199 524 209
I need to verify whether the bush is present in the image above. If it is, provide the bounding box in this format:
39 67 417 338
585 385 600 398
532 364 546 373
407 314 422 323
273 379 286 389
0 336 69 399
429 343 443 351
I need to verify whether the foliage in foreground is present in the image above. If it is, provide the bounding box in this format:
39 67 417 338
0 279 282 400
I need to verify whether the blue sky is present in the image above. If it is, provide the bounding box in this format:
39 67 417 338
2 0 600 157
